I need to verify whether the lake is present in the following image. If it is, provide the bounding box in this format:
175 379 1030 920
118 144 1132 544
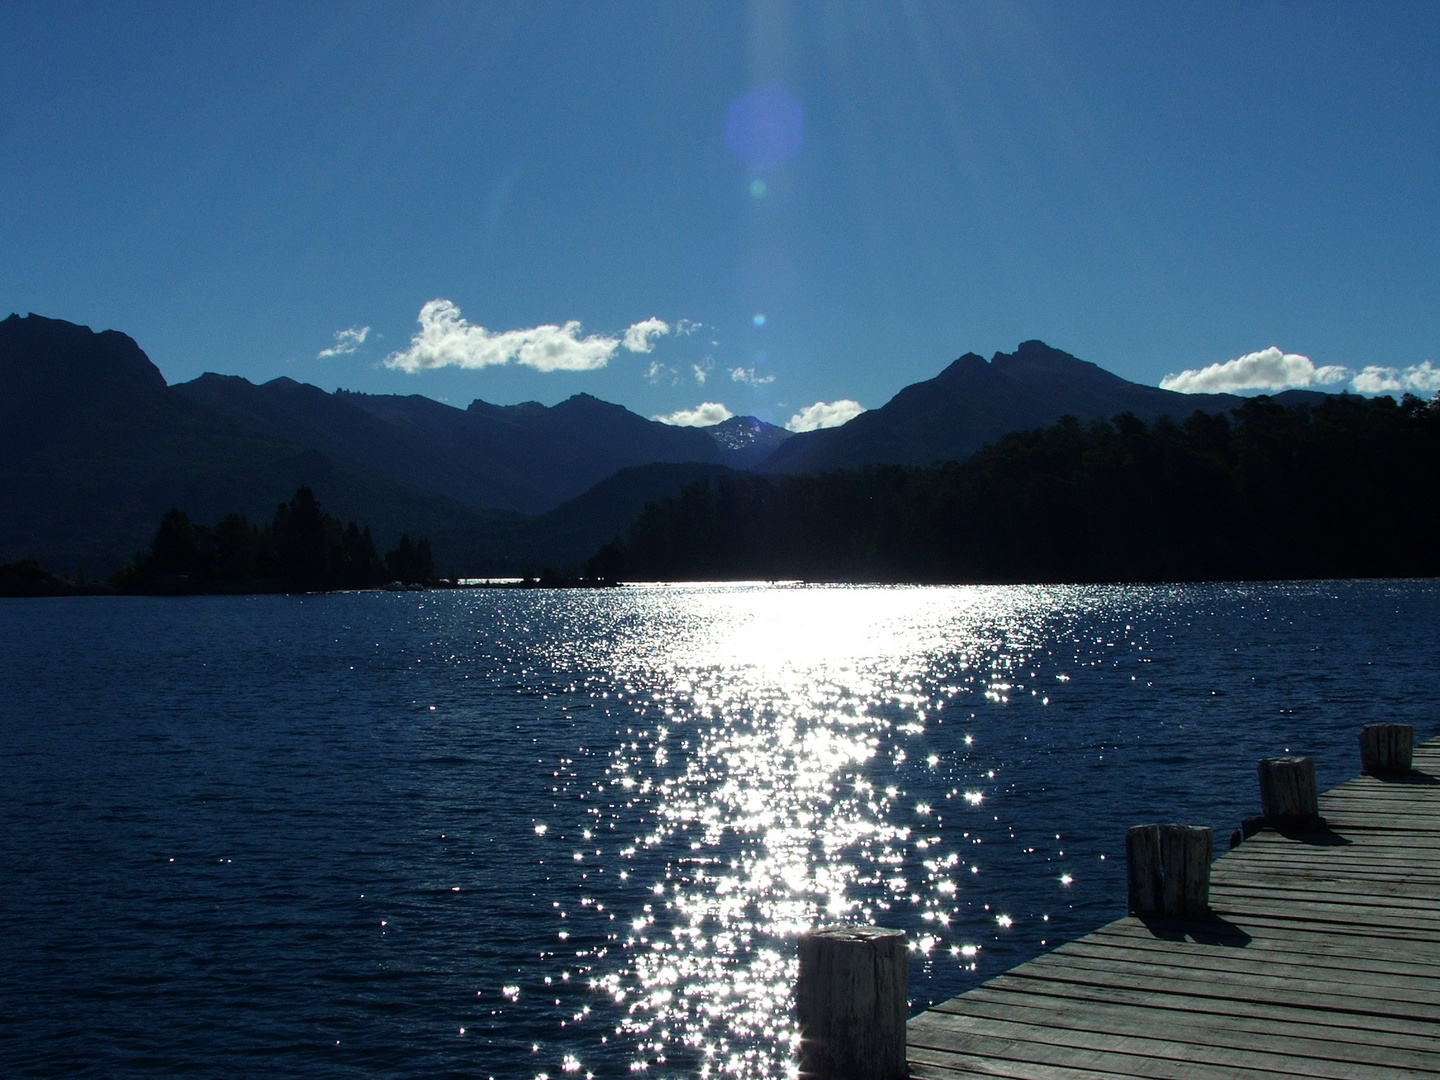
1 581 1436 1079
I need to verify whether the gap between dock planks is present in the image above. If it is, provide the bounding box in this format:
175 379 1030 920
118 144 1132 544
906 737 1440 1079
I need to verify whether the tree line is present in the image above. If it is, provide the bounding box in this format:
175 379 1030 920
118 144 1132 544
586 394 1440 583
113 486 435 592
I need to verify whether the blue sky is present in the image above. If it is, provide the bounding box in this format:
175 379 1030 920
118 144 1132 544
3 2 1438 428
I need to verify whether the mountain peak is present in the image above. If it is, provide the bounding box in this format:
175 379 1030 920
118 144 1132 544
994 340 1108 374
759 340 1266 475
553 392 629 416
466 397 545 418
936 352 988 380
702 415 791 466
0 313 167 394
1011 339 1067 359
0 315 172 467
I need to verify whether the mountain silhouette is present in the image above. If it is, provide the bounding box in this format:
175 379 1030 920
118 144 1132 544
0 315 759 573
179 376 770 513
759 340 1327 473
0 314 511 574
1 316 1348 578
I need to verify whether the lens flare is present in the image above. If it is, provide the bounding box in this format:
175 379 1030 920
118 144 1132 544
726 84 804 171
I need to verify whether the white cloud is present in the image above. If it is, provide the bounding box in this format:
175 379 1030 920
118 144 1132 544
692 361 712 385
654 402 734 427
1162 346 1440 398
644 360 675 384
317 325 370 358
675 319 703 336
1160 347 1350 394
1350 362 1440 395
622 317 670 353
384 299 632 374
786 399 865 432
730 366 775 386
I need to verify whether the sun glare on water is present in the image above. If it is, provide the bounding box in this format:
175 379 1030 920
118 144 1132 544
507 583 1073 1078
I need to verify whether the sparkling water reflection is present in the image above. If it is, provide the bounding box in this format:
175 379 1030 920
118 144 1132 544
1 582 1436 1079
568 585 1067 1077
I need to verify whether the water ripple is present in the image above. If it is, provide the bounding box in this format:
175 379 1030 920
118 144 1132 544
0 582 1435 1078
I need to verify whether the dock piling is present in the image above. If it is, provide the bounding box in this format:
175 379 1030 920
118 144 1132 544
1124 824 1161 915
1257 755 1318 825
1359 723 1414 775
796 925 908 1080
1127 823 1211 916
1160 824 1213 916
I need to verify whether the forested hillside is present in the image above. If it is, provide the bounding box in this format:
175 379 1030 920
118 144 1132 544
589 394 1440 583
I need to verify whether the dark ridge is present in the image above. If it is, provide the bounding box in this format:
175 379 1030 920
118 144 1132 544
592 395 1440 584
4 316 1379 581
757 340 1331 474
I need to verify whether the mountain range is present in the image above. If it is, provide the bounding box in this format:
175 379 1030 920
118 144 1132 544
0 313 1341 577
762 340 1326 473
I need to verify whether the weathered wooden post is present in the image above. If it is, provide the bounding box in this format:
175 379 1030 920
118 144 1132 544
796 925 908 1080
1126 824 1161 915
1128 824 1212 917
1257 756 1319 826
1360 724 1414 776
1160 825 1213 917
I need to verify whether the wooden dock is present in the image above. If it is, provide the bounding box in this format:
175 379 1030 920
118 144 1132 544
906 737 1440 1080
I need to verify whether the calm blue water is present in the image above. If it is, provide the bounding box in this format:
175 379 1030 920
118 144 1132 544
1 582 1436 1079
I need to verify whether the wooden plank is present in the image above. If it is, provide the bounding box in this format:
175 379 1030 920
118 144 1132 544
1244 808 1440 824
1084 924 1440 978
952 974 1440 1042
1324 780 1440 792
1318 819 1440 833
996 955 1440 1017
1227 838 1440 856
1194 910 1440 944
1227 837 1440 853
908 1022 1417 1080
1214 869 1440 887
1204 895 1440 930
910 1008 1440 1078
1322 793 1440 806
1216 865 1440 884
909 1047 1140 1080
1235 829 1440 848
921 993 1440 1065
1213 875 1440 896
1211 872 1440 897
1207 882 1440 911
949 983 1440 1051
1053 939 1440 992
1229 826 1440 846
1213 854 1440 876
